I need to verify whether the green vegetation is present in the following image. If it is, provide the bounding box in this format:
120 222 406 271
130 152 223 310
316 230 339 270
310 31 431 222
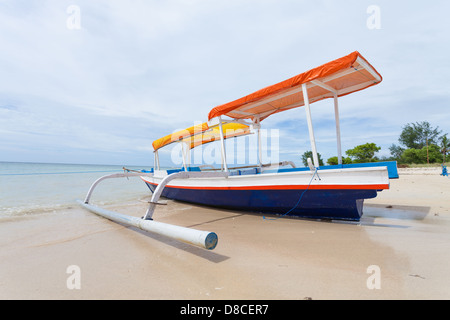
390 121 448 165
326 156 352 165
301 121 449 167
345 143 381 163
301 151 324 167
302 143 381 167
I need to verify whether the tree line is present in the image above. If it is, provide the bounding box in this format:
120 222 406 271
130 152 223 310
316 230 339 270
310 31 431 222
301 121 449 166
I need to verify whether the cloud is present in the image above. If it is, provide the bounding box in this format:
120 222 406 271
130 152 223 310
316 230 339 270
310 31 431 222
0 0 449 165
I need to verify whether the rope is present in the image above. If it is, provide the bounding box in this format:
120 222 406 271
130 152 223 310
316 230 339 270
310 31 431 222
263 168 319 221
122 167 153 173
0 170 123 176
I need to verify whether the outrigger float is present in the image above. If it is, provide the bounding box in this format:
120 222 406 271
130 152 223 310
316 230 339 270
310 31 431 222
80 51 398 250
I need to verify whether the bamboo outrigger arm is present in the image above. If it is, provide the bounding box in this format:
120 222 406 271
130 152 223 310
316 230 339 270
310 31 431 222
83 171 152 205
143 171 229 220
79 170 228 250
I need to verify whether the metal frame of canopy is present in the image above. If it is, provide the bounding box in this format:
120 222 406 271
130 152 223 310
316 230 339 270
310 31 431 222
152 122 253 172
207 51 382 170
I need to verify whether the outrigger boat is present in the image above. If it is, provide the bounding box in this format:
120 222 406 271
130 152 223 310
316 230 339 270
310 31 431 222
80 51 398 250
143 51 398 220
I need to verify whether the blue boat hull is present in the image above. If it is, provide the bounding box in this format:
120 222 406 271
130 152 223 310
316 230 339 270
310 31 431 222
145 182 378 221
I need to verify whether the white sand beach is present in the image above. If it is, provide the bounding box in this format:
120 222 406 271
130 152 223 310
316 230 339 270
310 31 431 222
1 170 449 300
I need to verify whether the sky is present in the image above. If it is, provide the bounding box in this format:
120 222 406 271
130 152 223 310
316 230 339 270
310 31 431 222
0 0 449 166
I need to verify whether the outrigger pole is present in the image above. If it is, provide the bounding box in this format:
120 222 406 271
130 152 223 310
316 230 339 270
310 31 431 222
79 200 218 250
78 171 220 250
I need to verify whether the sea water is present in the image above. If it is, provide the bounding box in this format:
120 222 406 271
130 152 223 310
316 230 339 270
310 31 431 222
0 162 154 218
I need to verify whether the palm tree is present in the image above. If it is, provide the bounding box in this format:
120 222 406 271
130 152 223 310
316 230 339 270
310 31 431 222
440 134 449 163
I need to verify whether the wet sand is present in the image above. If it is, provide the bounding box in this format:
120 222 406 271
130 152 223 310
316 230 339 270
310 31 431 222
1 171 449 300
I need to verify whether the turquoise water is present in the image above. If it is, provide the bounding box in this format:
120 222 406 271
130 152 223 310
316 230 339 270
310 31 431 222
0 162 153 218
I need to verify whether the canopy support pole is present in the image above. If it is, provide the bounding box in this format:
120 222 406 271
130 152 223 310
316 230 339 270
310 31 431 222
256 117 262 168
334 93 343 165
154 150 160 171
180 141 188 171
302 83 320 168
218 116 229 172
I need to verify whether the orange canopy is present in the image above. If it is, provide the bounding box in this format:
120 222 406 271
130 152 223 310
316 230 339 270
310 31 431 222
152 122 209 151
208 51 382 121
152 122 251 151
186 123 251 150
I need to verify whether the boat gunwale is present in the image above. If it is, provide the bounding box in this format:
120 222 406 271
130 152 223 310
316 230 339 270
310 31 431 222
141 166 390 192
147 165 390 180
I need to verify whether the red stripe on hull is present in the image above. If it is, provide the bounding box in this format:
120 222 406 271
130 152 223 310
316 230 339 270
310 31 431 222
142 179 389 191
